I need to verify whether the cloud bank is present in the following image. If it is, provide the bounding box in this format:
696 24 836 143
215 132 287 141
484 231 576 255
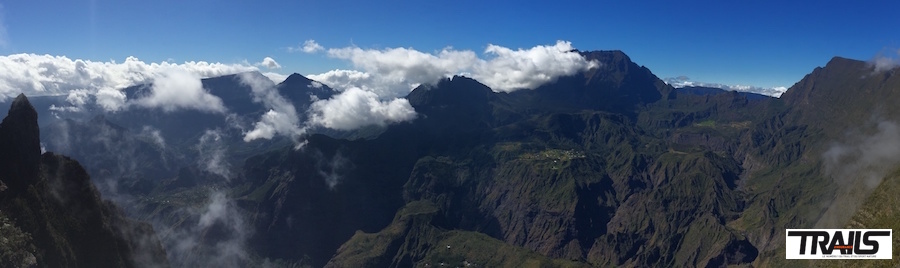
0 54 279 103
664 76 788 97
307 40 598 97
132 69 227 113
308 87 416 130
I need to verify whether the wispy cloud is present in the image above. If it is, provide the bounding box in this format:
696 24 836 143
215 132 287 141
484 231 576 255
196 129 231 180
237 72 306 145
868 48 900 73
817 120 900 227
161 191 252 267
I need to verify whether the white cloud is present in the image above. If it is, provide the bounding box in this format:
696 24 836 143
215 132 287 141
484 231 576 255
243 109 304 141
325 46 477 97
299 41 596 132
132 69 227 113
296 39 324 53
49 104 82 113
307 69 374 93
869 49 900 73
47 88 93 114
0 53 273 104
95 87 127 111
664 76 787 97
472 41 599 92
312 40 597 97
308 87 416 130
65 89 91 106
237 72 306 143
257 57 281 69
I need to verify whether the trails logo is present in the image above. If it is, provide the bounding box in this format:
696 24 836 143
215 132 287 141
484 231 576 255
786 229 892 259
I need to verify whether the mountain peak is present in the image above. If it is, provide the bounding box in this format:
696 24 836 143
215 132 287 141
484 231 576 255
279 73 322 91
824 56 866 70
0 93 42 192
406 76 494 109
284 73 313 83
10 93 35 114
273 73 334 111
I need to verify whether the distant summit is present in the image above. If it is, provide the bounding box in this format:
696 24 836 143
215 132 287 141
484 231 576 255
276 73 335 111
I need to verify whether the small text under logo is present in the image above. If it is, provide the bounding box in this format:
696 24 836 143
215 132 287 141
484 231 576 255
785 229 892 259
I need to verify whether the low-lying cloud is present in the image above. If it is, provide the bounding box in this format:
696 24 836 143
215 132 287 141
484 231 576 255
312 149 351 189
140 126 166 150
307 40 598 97
868 48 900 73
817 120 900 228
237 72 306 144
473 42 599 91
308 87 416 130
132 69 227 113
307 69 374 93
196 129 231 180
161 191 252 268
664 76 788 97
0 53 278 103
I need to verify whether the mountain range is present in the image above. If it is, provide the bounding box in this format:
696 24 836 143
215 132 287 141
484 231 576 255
1 50 898 267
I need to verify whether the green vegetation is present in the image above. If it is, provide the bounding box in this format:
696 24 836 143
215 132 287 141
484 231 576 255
328 201 587 268
815 170 900 268
0 211 37 267
695 119 716 127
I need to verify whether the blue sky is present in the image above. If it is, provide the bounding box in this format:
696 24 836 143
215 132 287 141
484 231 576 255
1 0 898 89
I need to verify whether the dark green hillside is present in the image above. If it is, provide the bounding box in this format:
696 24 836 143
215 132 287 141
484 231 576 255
233 50 777 267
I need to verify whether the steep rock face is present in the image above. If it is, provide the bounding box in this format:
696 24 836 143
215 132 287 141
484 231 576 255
243 134 420 267
733 57 900 266
0 94 168 268
500 50 674 118
0 94 41 192
276 73 335 111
